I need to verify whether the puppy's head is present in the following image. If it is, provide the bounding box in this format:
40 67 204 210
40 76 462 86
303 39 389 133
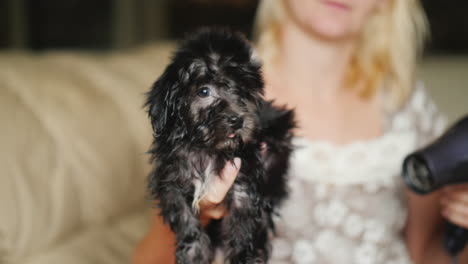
146 28 264 150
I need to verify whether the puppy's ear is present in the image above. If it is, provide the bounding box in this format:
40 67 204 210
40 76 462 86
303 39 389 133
145 68 178 136
259 101 296 141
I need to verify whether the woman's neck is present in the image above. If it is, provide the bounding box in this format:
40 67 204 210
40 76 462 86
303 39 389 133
270 19 357 99
264 20 384 144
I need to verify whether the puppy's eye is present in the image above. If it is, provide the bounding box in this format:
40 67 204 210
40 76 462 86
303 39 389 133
197 87 211 98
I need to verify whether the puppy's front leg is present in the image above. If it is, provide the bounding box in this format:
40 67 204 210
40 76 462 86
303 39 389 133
223 183 269 264
157 185 213 264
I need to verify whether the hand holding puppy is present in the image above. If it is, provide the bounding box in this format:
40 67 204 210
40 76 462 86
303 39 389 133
200 142 268 224
132 159 241 264
199 158 241 225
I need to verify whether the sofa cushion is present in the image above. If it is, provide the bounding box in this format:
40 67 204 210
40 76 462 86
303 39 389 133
0 43 173 263
18 209 151 264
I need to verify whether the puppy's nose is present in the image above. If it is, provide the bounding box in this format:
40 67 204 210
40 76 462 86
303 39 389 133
228 116 244 130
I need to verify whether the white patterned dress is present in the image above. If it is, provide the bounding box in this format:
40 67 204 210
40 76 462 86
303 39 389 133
270 85 447 264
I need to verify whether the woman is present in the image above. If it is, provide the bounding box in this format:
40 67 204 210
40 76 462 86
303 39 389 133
133 0 468 263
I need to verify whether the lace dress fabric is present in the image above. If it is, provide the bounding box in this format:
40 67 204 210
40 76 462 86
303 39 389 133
270 85 447 264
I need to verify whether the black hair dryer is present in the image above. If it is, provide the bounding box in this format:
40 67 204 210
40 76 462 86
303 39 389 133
402 115 468 259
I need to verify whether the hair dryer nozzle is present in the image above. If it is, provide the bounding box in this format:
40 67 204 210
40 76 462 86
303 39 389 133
402 115 468 258
402 116 468 194
403 154 435 194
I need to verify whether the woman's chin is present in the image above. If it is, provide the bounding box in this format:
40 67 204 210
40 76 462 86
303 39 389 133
305 20 358 42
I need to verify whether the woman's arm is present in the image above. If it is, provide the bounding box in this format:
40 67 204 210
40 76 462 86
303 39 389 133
405 185 468 264
132 158 241 264
132 213 176 264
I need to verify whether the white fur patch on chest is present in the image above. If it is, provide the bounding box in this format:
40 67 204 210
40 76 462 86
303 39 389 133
192 160 215 212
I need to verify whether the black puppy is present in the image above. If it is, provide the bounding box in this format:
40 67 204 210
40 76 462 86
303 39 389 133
145 28 294 264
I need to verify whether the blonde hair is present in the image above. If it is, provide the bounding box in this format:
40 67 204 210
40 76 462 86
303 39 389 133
253 0 428 108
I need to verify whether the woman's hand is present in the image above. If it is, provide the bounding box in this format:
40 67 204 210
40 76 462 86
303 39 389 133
198 143 263 225
199 157 241 225
132 158 241 264
441 184 468 228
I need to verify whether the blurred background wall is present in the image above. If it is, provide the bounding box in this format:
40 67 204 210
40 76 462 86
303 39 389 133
1 0 467 53
0 0 258 50
0 0 467 122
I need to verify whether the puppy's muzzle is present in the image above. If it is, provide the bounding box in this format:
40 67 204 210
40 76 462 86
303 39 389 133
228 116 244 130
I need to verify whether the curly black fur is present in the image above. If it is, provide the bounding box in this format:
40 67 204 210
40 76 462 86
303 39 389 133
145 28 295 264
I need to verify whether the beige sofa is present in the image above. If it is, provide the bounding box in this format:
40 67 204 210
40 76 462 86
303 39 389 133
1 43 467 264
0 44 174 264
